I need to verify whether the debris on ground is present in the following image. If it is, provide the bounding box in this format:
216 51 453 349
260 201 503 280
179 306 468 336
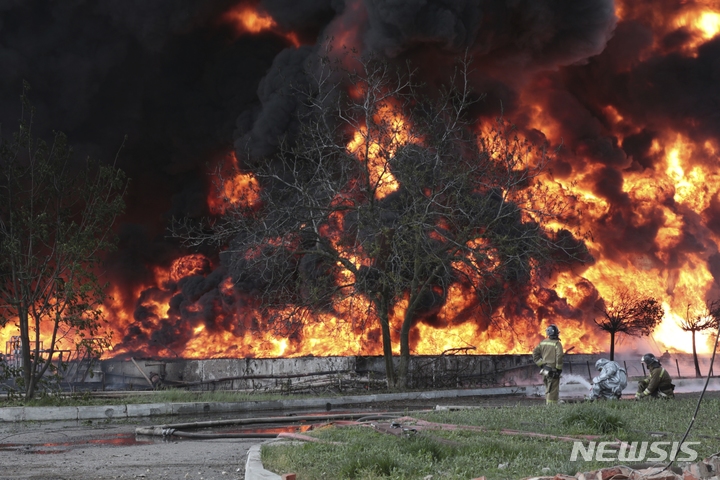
515 453 720 480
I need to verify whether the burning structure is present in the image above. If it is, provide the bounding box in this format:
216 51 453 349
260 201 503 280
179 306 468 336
2 0 720 369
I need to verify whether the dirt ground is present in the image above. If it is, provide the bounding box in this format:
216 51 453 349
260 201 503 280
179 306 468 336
1 391 715 480
0 416 258 480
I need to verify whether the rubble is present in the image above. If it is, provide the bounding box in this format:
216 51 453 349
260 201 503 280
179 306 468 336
523 454 720 480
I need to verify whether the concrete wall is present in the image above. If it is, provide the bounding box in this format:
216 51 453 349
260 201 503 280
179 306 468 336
98 353 606 391
39 351 715 392
101 356 358 391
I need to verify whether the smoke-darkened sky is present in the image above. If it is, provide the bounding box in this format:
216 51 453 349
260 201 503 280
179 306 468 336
1 1 300 284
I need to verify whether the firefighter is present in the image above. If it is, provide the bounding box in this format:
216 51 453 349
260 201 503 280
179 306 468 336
532 324 564 404
588 358 627 400
636 353 675 399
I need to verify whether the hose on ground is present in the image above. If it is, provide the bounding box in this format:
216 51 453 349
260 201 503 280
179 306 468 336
663 320 720 472
135 410 428 438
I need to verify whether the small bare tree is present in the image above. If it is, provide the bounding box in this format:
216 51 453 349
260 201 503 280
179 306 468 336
678 302 719 377
0 86 127 399
594 288 664 361
174 51 588 388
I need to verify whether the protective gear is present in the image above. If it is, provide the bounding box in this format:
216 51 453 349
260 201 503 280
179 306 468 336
588 359 627 400
533 331 564 404
637 364 674 399
641 353 659 366
546 324 560 338
540 364 561 379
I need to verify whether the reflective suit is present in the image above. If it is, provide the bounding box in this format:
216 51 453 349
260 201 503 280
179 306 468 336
636 364 675 399
589 359 627 400
532 336 563 404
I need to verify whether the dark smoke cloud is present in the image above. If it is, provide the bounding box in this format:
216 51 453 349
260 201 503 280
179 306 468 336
363 0 616 68
565 21 720 157
234 0 619 163
0 0 291 293
260 0 342 36
234 46 316 159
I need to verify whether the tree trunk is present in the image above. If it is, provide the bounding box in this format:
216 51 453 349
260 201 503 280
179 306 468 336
397 313 413 389
609 331 615 361
376 297 396 388
692 331 701 377
381 319 395 388
18 307 37 399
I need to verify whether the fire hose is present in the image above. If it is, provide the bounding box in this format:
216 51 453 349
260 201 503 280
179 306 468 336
134 426 279 438
134 409 606 444
662 320 720 472
134 411 417 439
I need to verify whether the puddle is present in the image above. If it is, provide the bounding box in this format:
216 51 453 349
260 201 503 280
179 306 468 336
0 432 153 454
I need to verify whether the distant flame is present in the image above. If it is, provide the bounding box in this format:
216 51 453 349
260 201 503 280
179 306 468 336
207 152 260 215
171 254 211 282
346 103 410 199
223 4 300 47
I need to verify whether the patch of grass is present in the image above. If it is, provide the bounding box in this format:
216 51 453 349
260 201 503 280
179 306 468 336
400 434 464 462
339 450 399 479
560 404 625 434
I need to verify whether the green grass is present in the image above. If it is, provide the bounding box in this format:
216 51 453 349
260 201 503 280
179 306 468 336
261 398 720 480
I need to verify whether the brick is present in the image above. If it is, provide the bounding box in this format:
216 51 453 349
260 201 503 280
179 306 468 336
705 456 720 474
281 474 297 480
617 467 635 477
577 471 598 480
643 471 682 480
683 471 700 480
689 463 714 479
597 467 625 480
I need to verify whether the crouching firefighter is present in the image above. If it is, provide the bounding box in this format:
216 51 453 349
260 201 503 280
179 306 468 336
532 324 564 404
589 358 627 400
636 353 675 400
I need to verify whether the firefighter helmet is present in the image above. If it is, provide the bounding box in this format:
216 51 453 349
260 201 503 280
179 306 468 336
641 353 658 365
545 324 560 337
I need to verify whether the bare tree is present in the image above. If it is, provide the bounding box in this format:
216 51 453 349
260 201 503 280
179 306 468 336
173 51 588 388
0 86 128 399
678 302 719 377
594 288 664 361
